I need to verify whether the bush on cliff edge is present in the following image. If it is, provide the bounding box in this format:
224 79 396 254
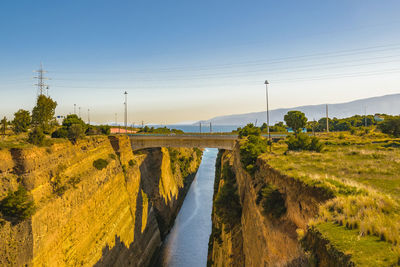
0 185 36 222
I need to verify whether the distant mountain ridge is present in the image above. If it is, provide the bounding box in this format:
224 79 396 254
197 94 400 126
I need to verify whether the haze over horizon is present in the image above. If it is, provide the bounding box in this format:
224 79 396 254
1 0 400 124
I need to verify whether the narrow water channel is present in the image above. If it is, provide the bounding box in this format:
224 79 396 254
157 148 218 267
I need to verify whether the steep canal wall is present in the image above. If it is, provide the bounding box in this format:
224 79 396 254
0 135 202 266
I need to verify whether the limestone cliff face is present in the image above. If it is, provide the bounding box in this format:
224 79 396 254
207 150 244 267
0 136 201 266
208 146 333 267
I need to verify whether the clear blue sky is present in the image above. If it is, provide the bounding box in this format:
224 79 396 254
1 0 400 124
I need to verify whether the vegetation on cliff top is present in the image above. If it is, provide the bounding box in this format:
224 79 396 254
238 124 268 175
236 112 400 265
259 131 400 265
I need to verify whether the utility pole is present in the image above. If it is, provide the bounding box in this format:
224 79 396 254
200 122 202 134
34 63 49 96
326 104 329 133
210 122 212 133
264 80 271 141
124 91 128 134
74 104 77 115
88 109 90 125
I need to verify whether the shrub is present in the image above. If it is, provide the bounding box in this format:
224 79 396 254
68 124 85 142
51 127 68 138
260 184 286 218
28 127 45 145
51 176 68 196
0 185 35 222
93 159 108 170
98 125 111 135
68 176 81 189
86 126 100 135
239 135 268 175
286 133 324 152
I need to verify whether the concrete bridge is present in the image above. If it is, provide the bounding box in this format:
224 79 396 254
129 134 238 150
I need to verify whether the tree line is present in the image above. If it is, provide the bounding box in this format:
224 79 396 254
1 94 111 145
236 112 400 137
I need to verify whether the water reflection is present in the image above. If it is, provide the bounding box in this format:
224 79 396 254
157 148 218 267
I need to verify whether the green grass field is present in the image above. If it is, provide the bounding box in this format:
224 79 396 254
260 130 400 266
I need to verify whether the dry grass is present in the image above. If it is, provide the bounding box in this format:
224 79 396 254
260 130 400 261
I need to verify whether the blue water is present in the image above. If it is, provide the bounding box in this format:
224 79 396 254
157 148 218 267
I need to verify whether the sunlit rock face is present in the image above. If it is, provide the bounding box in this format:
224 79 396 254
0 135 201 266
208 147 334 267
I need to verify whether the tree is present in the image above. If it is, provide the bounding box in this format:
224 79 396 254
31 95 57 133
68 124 85 143
1 116 7 136
98 125 111 135
51 127 68 138
378 116 400 137
238 123 261 138
12 109 31 133
284 111 307 134
62 114 87 131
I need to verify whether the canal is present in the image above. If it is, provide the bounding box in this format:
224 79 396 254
156 148 218 267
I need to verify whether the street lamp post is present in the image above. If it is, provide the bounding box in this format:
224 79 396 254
264 80 271 141
124 91 128 134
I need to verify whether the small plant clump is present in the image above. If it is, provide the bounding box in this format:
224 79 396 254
286 133 324 152
51 176 68 196
93 158 109 170
260 183 286 218
28 127 46 146
0 185 36 222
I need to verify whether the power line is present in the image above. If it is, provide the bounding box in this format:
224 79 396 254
46 53 400 83
33 63 49 96
50 43 400 74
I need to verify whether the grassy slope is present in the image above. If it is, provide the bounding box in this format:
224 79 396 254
260 131 400 266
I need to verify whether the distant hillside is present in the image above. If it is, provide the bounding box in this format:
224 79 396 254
198 94 400 126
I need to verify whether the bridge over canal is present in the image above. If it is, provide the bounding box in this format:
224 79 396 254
129 134 238 150
128 134 286 150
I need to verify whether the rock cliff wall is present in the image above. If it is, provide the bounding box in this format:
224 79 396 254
208 146 339 267
0 135 201 266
